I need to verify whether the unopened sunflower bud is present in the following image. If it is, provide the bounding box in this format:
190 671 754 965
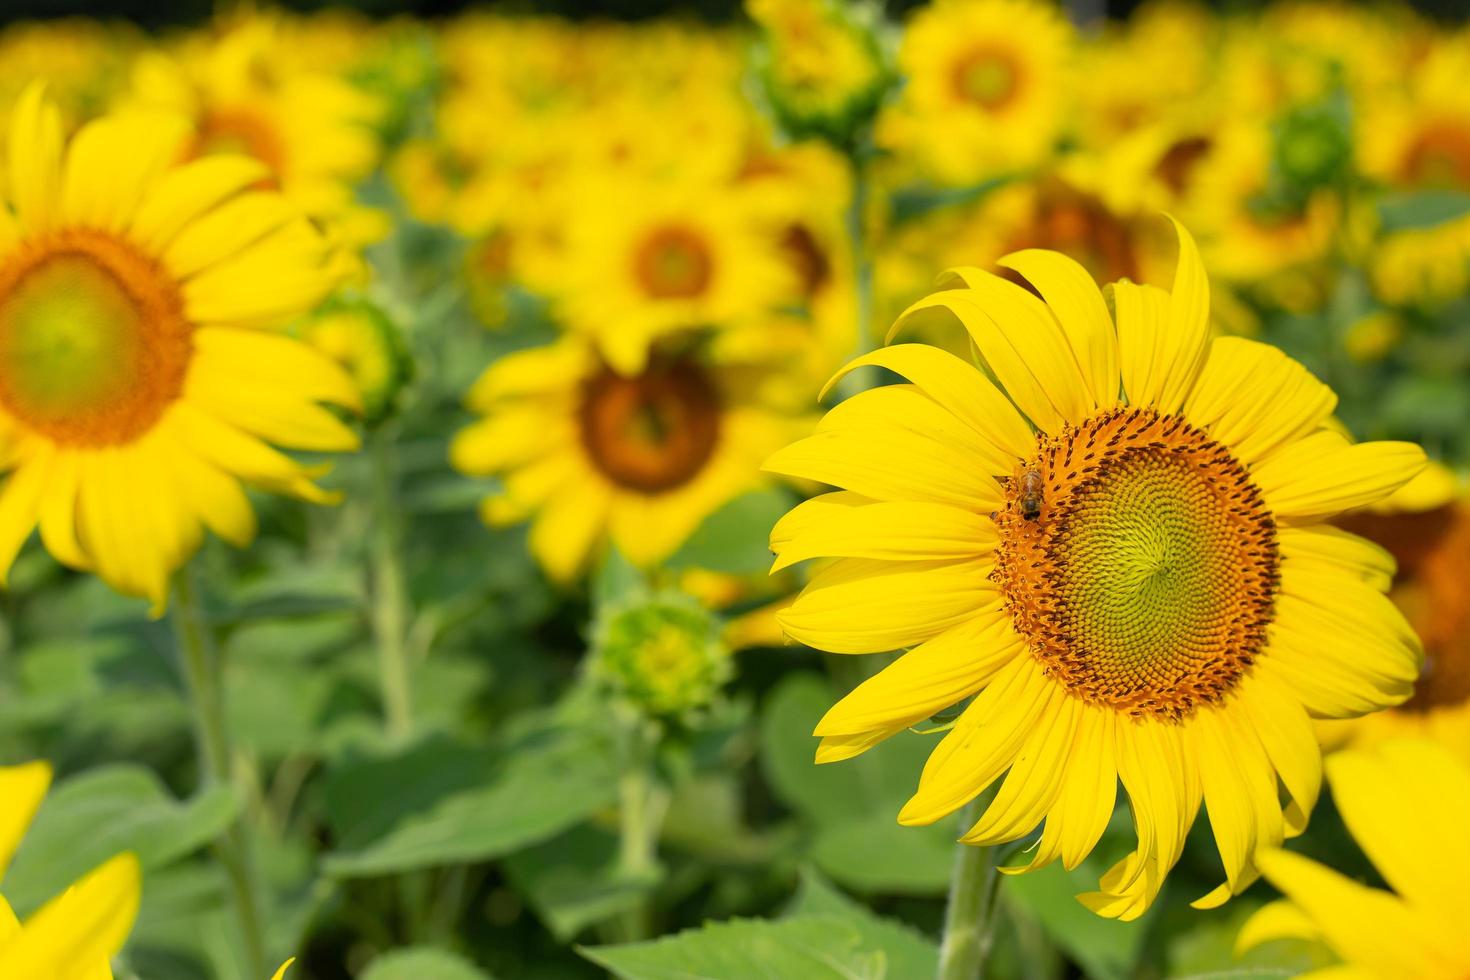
591 591 732 720
300 298 412 426
747 0 892 146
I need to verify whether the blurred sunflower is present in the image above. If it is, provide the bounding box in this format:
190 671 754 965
766 219 1425 919
1237 739 1470 979
551 175 792 374
452 335 811 583
0 85 358 612
128 14 384 246
1359 42 1470 307
879 0 1071 184
0 762 140 979
1322 466 1470 758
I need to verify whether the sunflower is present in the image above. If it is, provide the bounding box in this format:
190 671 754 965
0 85 358 613
0 762 139 979
765 218 1426 919
452 334 811 583
1358 42 1470 307
878 0 1072 184
127 14 384 247
1324 467 1470 760
1236 738 1470 979
549 174 793 375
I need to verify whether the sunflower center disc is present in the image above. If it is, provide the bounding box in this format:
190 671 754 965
0 228 191 447
578 356 721 493
634 226 714 299
992 407 1280 720
950 46 1019 110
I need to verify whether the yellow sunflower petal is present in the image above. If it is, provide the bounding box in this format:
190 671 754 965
962 691 1081 845
764 429 1003 511
778 557 997 654
166 440 257 549
770 498 997 572
129 155 272 251
1157 215 1211 413
898 657 1057 826
8 82 63 232
61 111 188 233
271 958 297 980
163 191 295 280
1112 279 1173 410
814 602 1019 737
528 483 612 584
820 344 1035 463
192 327 362 412
1254 437 1427 521
0 761 52 881
1235 898 1323 953
1184 337 1337 465
36 451 88 571
1237 673 1320 837
1327 741 1470 927
0 453 50 587
1187 705 1283 897
0 852 140 980
996 248 1120 410
1278 525 1395 593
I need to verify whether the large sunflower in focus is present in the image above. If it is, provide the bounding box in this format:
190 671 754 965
766 219 1425 919
879 0 1071 184
452 335 812 583
0 86 357 612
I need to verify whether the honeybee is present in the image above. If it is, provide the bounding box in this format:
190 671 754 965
1018 467 1044 521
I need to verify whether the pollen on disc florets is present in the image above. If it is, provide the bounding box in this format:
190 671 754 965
991 406 1280 721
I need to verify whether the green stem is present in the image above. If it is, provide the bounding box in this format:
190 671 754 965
936 798 1002 980
171 569 269 980
369 433 414 742
837 146 877 401
615 715 666 941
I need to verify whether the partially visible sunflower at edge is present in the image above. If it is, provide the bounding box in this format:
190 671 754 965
1236 738 1470 979
765 217 1425 919
1321 464 1470 760
0 84 359 612
1 761 298 979
452 333 814 584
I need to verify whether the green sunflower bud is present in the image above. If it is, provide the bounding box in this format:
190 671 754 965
300 297 412 426
591 591 732 721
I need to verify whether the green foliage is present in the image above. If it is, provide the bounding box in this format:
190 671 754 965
5 766 238 916
360 947 496 979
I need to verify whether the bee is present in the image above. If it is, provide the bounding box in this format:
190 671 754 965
1018 467 1044 521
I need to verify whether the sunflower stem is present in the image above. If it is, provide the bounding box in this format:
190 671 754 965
614 712 666 941
936 798 1002 980
837 144 877 400
171 567 270 980
369 431 415 742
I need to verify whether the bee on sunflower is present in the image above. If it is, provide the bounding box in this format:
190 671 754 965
766 217 1425 920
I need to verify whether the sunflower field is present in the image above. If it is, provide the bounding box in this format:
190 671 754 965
1 0 1469 977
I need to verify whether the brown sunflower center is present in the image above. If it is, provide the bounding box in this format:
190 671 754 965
0 228 192 448
1339 504 1470 714
1004 183 1140 287
191 107 287 178
781 222 832 299
578 356 721 493
992 407 1280 721
950 46 1021 110
1402 121 1470 189
1154 136 1213 195
634 226 713 300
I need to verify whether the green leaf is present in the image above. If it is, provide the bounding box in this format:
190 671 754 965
786 870 939 979
504 823 658 940
1002 859 1147 980
360 947 496 980
759 673 954 893
323 714 618 877
4 765 238 916
580 915 887 980
665 489 798 575
1377 189 1470 232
